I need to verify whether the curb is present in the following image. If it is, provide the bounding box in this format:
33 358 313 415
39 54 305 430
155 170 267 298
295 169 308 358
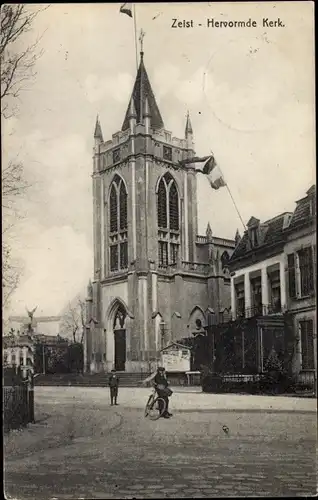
107 406 316 414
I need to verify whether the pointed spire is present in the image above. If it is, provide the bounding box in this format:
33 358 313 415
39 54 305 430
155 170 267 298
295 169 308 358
235 229 241 246
121 54 164 131
206 222 213 242
94 115 103 141
185 111 193 138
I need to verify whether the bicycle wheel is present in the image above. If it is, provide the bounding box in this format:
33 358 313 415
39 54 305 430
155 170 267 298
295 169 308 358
144 394 155 418
147 397 166 421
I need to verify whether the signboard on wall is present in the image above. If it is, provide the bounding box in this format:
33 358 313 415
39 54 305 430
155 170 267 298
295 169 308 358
160 343 191 372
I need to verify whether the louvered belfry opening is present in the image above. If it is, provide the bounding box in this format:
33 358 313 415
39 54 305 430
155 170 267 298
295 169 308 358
109 174 128 272
157 173 180 268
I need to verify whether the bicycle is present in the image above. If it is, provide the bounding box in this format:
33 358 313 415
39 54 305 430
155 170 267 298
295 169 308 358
144 387 166 420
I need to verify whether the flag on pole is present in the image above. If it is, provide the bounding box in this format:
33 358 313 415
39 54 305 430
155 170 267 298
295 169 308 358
210 176 227 190
120 3 133 17
178 155 216 174
179 153 226 190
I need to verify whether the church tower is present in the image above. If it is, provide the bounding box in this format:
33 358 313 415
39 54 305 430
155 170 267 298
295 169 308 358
85 47 235 374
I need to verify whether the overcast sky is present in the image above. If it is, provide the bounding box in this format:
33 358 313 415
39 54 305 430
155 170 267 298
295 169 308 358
3 2 315 317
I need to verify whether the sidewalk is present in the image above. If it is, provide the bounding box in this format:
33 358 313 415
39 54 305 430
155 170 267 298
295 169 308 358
35 386 317 413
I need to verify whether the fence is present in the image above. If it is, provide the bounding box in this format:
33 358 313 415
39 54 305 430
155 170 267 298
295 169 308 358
4 385 28 432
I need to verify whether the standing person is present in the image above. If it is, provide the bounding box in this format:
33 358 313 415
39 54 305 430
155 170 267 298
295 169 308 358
109 369 119 406
153 367 173 418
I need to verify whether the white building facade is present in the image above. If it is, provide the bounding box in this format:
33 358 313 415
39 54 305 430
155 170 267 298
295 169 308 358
229 186 316 387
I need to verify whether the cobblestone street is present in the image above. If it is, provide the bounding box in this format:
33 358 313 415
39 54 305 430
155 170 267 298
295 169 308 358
4 388 317 499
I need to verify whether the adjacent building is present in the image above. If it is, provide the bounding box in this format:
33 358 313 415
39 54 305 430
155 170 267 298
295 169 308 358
85 49 236 374
228 186 316 384
283 186 316 385
3 334 35 378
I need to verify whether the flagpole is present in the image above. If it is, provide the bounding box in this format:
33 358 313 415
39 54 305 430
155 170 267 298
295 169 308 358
225 183 247 232
210 153 247 232
133 4 138 71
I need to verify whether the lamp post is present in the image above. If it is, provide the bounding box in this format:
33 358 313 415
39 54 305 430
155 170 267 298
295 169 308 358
42 344 46 375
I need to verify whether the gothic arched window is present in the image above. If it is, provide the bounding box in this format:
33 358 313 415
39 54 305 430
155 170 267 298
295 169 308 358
169 183 179 231
221 251 229 267
157 179 167 228
157 173 180 268
119 182 127 230
110 185 118 233
109 175 128 272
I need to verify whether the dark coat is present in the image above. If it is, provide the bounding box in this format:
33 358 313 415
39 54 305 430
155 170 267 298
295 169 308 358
154 373 168 389
109 374 119 388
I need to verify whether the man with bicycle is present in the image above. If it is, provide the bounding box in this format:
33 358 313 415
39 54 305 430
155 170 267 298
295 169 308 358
153 367 173 418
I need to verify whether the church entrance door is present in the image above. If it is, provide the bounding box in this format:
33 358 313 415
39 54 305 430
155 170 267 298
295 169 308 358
114 329 126 371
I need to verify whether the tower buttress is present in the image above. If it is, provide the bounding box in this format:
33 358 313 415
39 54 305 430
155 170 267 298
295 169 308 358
185 111 195 154
128 97 137 133
206 222 213 242
184 111 197 261
144 96 151 134
94 115 103 145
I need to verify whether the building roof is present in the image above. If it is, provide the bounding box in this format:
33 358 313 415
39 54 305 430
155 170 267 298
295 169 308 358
230 213 287 261
246 216 260 228
287 184 316 229
121 53 164 131
230 185 316 264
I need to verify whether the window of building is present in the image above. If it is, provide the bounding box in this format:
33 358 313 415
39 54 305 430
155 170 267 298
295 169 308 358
287 253 296 298
112 148 121 164
288 247 314 299
157 180 167 228
109 175 128 272
157 173 180 267
169 183 179 231
120 242 128 269
250 228 258 247
110 185 118 233
110 245 118 271
221 251 230 271
269 270 281 312
163 146 172 162
235 284 245 317
298 247 314 296
251 277 262 314
158 241 168 267
300 320 315 370
170 243 179 264
119 183 127 230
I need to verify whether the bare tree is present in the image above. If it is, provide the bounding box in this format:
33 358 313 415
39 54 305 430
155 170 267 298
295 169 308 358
1 4 47 308
1 4 47 118
60 298 86 345
2 243 21 308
